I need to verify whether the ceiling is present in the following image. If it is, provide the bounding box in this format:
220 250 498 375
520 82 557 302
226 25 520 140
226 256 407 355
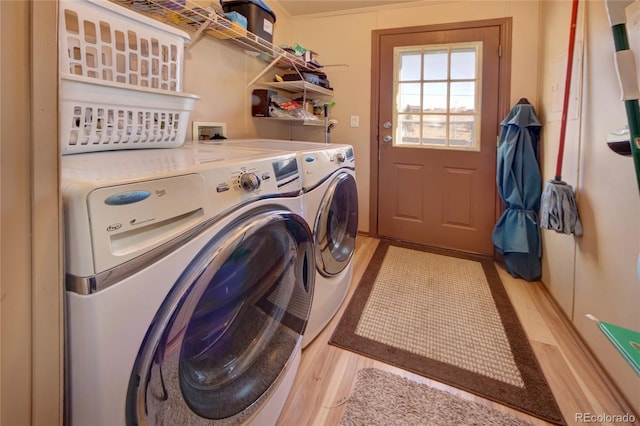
276 0 423 16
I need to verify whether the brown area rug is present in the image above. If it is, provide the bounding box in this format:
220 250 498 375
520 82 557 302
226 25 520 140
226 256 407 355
330 240 565 425
341 368 535 425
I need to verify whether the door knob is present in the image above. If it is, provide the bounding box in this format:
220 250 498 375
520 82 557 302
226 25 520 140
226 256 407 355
383 135 392 143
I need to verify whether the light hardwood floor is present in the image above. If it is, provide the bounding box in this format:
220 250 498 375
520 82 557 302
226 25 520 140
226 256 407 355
277 235 638 426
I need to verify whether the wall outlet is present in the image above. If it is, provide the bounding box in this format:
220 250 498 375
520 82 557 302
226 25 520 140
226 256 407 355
193 121 227 140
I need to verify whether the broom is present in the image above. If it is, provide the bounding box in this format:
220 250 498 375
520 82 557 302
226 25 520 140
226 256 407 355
604 1 640 282
540 0 584 236
604 0 640 194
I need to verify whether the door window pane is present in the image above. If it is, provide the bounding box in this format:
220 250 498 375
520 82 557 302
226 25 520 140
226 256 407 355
449 115 476 147
450 81 475 113
422 114 447 145
422 82 448 113
397 114 421 144
398 51 421 81
397 82 420 113
393 42 482 151
423 50 448 80
451 48 476 79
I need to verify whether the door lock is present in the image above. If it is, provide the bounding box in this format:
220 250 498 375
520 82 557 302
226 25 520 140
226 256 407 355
383 121 392 129
383 135 392 143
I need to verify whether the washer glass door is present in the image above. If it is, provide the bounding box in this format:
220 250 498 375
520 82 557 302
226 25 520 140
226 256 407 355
315 172 359 276
126 209 314 425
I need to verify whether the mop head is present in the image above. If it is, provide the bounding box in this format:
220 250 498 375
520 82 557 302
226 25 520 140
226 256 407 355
540 179 583 236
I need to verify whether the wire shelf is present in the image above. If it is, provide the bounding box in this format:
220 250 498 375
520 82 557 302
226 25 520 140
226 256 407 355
110 0 322 72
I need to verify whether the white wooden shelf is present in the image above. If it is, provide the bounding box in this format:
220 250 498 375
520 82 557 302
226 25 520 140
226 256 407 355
256 81 333 100
254 116 325 126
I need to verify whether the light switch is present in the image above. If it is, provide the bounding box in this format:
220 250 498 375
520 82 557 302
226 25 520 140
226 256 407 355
350 115 359 128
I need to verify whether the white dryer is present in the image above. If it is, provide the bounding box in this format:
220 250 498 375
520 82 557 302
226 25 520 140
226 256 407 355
62 143 315 426
208 139 358 347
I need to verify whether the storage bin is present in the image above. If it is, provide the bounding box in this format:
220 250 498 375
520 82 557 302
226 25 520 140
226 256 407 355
60 74 200 154
207 12 248 39
59 0 191 91
207 21 248 39
225 11 248 28
221 0 275 43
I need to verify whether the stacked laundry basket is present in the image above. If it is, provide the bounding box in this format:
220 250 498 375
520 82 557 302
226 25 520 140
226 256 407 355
58 0 199 154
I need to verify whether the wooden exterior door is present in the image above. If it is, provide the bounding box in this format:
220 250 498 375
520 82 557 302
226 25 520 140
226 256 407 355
371 19 511 256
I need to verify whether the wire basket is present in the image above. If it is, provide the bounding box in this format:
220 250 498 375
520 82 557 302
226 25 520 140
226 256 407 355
60 74 199 154
59 0 190 91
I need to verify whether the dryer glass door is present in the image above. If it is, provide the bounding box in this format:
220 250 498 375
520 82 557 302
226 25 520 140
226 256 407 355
315 172 359 276
126 210 314 425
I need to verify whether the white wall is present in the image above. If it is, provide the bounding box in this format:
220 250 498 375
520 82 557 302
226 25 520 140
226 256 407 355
540 0 640 412
537 0 583 317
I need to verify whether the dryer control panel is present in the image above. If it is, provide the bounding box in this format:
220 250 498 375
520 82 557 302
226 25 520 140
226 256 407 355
300 146 355 190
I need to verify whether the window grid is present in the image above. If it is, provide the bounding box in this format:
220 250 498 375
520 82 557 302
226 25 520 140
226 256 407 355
393 42 482 151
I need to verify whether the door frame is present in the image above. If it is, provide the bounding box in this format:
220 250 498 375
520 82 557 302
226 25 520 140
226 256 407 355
369 18 512 256
1 1 63 424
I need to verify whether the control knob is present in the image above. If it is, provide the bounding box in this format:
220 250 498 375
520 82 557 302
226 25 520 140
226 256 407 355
335 152 346 163
239 172 261 192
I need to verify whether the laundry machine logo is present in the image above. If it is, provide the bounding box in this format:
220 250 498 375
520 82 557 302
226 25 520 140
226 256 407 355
106 223 122 232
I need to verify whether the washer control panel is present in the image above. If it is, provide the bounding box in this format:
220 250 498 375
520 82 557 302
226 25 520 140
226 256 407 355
213 166 269 194
238 171 262 192
201 154 302 212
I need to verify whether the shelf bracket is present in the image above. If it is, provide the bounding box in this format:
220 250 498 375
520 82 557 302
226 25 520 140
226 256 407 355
247 54 285 87
185 7 216 52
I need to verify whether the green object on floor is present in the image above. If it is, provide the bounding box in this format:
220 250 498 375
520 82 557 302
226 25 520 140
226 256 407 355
588 314 640 376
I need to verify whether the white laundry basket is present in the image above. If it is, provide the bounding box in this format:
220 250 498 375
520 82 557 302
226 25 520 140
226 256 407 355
60 74 199 154
59 0 190 91
58 0 200 154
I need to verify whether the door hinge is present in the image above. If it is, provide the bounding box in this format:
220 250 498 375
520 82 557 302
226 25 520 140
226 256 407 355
498 45 502 58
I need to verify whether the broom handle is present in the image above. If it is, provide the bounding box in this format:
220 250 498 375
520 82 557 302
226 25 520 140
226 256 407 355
556 0 580 181
606 0 640 193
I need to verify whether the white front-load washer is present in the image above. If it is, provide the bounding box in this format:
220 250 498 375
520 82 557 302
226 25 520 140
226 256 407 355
204 139 359 347
62 143 315 426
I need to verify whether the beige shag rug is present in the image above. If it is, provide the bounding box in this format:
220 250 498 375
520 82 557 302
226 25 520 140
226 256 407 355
340 368 535 426
330 240 565 425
